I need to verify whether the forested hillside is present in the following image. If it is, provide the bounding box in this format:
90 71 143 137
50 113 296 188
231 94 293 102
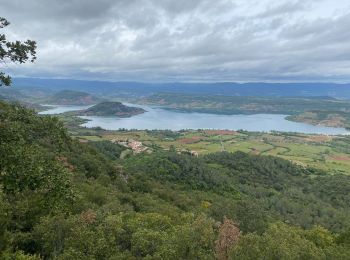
47 90 101 105
73 102 146 117
141 93 350 115
12 78 350 99
1 100 350 259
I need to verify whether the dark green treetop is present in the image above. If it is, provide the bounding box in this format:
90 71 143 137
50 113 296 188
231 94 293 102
0 17 36 86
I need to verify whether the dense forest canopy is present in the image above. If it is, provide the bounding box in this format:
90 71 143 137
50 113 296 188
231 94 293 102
0 100 349 259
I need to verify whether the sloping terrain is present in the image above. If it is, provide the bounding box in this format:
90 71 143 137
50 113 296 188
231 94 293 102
73 101 146 117
0 101 349 259
47 90 101 105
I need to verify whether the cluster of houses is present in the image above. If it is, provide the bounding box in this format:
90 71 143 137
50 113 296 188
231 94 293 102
179 149 199 157
112 138 149 154
111 138 199 157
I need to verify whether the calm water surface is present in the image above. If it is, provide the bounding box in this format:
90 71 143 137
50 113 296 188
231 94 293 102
39 104 92 115
40 103 349 135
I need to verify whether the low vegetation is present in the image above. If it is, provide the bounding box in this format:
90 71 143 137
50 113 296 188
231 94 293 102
288 110 350 129
1 100 350 259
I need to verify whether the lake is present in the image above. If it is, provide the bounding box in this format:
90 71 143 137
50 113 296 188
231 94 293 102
40 103 350 135
39 104 92 115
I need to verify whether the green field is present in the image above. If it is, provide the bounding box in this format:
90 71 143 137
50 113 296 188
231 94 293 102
73 128 350 175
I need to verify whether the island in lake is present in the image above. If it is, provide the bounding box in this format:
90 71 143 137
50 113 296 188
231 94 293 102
72 102 146 117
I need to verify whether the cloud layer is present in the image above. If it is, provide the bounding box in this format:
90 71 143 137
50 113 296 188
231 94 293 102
1 0 350 82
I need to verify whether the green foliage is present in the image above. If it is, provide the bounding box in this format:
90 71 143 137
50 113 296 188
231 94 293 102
1 101 350 259
1 250 41 260
32 212 216 259
230 223 350 259
205 152 350 232
0 191 9 251
64 140 117 179
124 152 239 196
0 103 72 199
232 200 269 234
89 140 126 160
0 18 36 86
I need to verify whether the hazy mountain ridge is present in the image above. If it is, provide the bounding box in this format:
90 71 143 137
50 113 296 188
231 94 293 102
47 90 101 105
12 78 350 99
140 93 350 129
141 93 350 111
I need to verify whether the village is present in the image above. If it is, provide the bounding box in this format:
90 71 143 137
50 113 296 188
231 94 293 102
111 137 199 157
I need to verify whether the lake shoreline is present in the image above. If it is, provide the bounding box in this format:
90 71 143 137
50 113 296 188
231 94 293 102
39 103 350 135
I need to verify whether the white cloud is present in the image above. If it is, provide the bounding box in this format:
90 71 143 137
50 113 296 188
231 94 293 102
1 0 350 82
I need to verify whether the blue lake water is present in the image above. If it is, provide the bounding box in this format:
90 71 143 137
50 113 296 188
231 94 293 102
39 104 92 115
40 103 350 135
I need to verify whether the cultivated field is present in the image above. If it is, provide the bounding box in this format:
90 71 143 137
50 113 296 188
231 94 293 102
75 129 350 175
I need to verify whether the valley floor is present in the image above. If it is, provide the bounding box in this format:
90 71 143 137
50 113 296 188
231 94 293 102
75 129 350 175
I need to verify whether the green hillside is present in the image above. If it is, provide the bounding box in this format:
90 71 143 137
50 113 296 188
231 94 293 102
287 110 350 129
75 101 146 117
0 87 27 101
0 100 349 259
48 90 100 105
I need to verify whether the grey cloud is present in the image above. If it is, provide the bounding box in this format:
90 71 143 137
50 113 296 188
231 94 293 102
257 1 306 19
1 0 350 82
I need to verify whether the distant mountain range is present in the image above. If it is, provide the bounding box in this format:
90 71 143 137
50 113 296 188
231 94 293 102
47 90 101 105
11 77 350 99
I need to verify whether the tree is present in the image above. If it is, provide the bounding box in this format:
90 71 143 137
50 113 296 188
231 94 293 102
0 17 36 86
215 217 240 260
229 223 325 259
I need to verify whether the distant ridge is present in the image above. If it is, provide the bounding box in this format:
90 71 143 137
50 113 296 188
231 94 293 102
48 90 101 105
12 77 350 99
73 101 145 117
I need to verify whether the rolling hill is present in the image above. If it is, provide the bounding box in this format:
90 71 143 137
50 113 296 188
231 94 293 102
47 90 101 105
1 99 349 259
12 77 350 99
74 101 146 117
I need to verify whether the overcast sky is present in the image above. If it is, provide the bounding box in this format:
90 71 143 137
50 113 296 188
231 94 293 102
1 0 350 82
